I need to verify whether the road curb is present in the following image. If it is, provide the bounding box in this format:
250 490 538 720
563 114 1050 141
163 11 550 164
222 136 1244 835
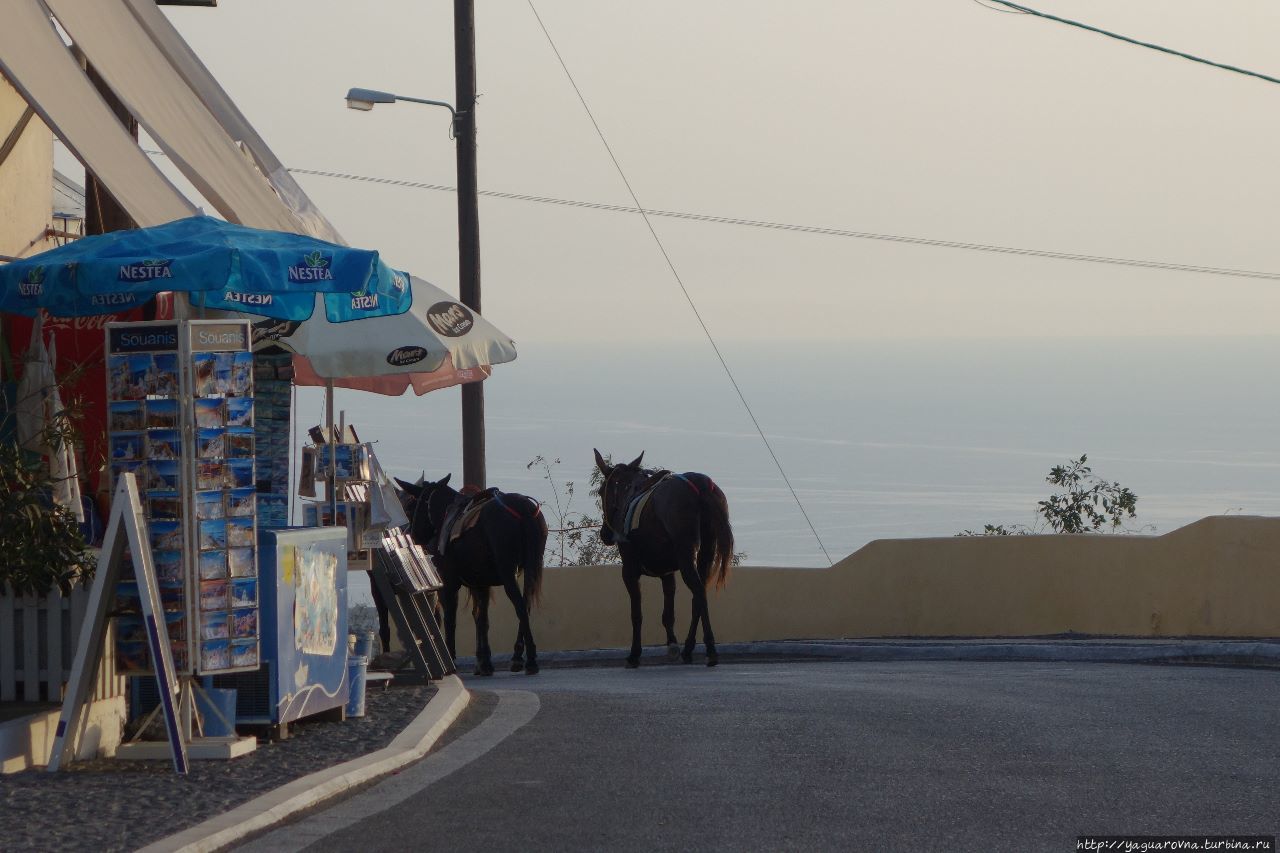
456 639 1280 668
137 675 470 853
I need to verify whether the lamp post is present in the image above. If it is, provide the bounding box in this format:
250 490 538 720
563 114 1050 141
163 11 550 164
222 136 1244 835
344 78 487 490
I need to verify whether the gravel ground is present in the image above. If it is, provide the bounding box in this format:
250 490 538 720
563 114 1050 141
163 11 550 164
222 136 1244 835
0 684 436 853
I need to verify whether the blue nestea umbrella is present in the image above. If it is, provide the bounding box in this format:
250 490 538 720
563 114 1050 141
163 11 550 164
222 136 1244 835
0 216 411 321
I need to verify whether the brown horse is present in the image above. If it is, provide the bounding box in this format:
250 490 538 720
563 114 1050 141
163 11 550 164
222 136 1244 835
396 475 547 676
594 450 734 667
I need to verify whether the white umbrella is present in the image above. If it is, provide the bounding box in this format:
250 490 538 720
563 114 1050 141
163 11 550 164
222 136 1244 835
14 320 83 522
249 274 517 396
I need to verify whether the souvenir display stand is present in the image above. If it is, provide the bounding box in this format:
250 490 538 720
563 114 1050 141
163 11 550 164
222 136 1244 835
99 319 267 762
212 526 348 737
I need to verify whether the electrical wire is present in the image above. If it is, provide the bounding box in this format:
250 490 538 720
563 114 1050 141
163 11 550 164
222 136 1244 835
137 150 1280 283
979 0 1280 88
525 0 833 566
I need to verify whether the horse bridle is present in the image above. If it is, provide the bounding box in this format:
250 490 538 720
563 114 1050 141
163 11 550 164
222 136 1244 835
410 484 444 540
599 466 641 536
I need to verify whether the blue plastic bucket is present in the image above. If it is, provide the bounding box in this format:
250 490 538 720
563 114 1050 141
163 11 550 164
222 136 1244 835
197 687 238 738
351 630 377 659
346 655 369 718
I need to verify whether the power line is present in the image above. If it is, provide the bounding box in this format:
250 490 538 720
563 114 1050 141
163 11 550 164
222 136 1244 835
979 1 1280 88
287 165 1280 284
524 0 834 566
139 150 1280 283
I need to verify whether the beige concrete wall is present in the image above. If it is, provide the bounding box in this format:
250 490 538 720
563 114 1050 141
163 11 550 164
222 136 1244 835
0 696 125 773
0 76 56 259
451 515 1280 656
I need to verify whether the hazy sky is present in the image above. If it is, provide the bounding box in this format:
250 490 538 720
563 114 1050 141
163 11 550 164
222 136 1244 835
108 1 1280 348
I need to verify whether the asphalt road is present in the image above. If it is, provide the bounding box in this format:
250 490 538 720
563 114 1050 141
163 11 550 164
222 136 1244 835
264 661 1279 852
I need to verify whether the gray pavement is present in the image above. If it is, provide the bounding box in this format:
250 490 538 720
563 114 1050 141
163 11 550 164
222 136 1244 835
252 659 1279 853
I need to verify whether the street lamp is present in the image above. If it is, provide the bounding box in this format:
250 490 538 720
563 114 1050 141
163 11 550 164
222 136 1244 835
344 88 457 136
344 84 486 489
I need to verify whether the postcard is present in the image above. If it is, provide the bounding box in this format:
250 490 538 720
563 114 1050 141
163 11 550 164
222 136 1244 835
228 547 255 578
109 401 144 432
108 355 132 400
145 398 179 430
148 429 182 461
226 517 254 548
115 581 141 613
200 578 229 611
231 608 257 639
200 611 229 640
170 641 189 673
200 639 230 671
196 490 225 521
148 491 182 520
227 459 255 489
111 460 143 489
214 353 234 396
116 641 149 673
193 352 218 396
166 611 187 644
115 615 146 645
159 582 184 612
197 427 225 460
198 549 227 580
230 351 253 396
226 397 253 427
230 639 258 669
226 428 254 458
148 460 180 491
154 550 183 584
230 578 257 609
199 518 227 550
126 354 152 399
227 487 256 517
111 432 142 461
150 519 183 552
194 398 224 429
152 353 180 396
196 461 225 490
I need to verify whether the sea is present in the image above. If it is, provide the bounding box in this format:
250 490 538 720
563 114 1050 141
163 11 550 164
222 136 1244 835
301 336 1280 589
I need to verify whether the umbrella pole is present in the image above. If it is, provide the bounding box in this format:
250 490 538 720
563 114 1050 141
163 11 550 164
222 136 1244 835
326 378 336 528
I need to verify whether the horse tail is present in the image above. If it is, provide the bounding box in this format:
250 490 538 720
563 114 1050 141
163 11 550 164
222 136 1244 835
696 477 734 589
518 497 548 605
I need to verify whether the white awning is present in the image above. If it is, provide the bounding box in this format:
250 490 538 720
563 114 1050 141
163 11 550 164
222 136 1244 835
0 0 196 226
43 0 308 235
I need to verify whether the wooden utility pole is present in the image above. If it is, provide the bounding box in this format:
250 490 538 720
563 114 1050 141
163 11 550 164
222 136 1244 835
454 0 485 489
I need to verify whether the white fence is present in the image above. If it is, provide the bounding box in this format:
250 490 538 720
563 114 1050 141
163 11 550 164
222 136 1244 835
0 586 125 703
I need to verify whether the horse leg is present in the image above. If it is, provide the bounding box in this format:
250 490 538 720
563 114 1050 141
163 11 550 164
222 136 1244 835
503 576 537 675
679 562 716 666
660 572 680 661
441 583 461 661
623 567 643 668
473 589 494 676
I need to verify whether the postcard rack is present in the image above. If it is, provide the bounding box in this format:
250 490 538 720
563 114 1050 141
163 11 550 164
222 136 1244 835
368 530 453 683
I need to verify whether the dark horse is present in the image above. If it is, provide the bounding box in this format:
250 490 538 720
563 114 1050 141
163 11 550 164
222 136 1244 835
594 450 734 668
396 475 548 676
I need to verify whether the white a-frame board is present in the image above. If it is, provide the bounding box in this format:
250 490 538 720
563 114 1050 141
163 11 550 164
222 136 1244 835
47 473 188 774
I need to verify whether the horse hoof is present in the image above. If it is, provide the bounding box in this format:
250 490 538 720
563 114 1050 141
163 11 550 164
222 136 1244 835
681 652 693 665
524 662 540 676
475 664 494 677
625 658 640 669
510 660 525 673
706 656 718 668
666 644 681 661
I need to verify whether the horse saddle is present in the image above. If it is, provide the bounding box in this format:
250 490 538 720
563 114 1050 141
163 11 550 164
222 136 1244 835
437 488 530 556
616 472 680 543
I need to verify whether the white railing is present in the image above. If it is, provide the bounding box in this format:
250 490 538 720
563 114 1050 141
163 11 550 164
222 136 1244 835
0 585 125 703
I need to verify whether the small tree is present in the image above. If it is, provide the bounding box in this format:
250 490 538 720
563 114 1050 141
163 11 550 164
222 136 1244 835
962 454 1138 536
0 391 91 595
